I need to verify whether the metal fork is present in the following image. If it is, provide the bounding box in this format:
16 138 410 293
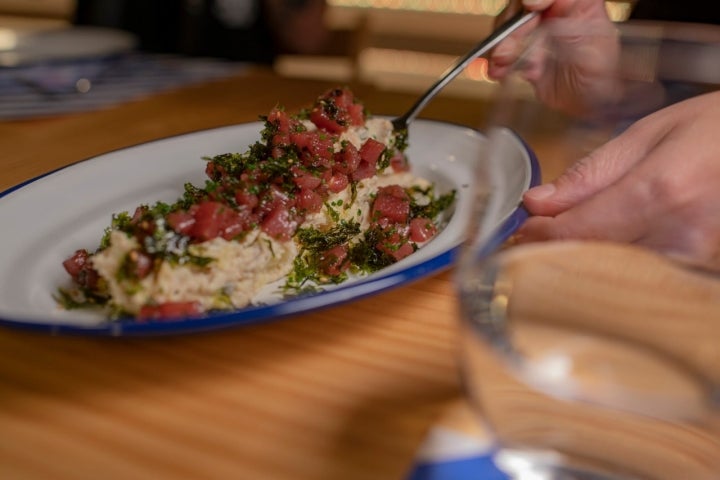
391 9 538 133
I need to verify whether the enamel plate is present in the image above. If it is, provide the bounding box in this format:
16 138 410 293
0 120 540 335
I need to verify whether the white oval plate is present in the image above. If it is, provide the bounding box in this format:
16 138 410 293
0 120 540 335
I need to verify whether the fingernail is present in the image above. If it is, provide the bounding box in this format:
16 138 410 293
523 0 547 7
525 183 556 200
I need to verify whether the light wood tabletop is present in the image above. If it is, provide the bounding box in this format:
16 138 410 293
5 62 720 480
0 66 499 480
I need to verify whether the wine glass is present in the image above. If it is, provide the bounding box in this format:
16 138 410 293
456 15 720 480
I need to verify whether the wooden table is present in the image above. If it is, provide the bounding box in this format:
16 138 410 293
0 67 499 480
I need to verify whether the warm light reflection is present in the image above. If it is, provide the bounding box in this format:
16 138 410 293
360 48 460 78
328 0 509 16
358 47 496 85
355 46 533 99
466 57 492 82
605 1 632 22
0 29 18 51
330 0 633 21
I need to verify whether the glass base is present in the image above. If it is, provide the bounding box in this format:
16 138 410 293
494 449 639 480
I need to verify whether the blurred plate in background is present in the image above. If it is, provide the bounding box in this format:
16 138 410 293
0 26 137 67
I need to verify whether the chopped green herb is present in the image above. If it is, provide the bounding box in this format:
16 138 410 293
410 187 457 220
296 221 361 253
348 227 395 273
53 287 109 310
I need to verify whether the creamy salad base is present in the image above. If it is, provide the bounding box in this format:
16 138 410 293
90 118 433 315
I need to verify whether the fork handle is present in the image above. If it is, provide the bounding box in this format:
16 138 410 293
394 9 538 129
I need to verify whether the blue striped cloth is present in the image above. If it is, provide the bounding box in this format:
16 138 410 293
406 401 509 480
0 53 247 120
407 428 508 480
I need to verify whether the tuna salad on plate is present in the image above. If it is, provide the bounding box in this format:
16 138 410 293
57 88 456 320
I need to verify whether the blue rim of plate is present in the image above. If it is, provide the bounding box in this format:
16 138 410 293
0 129 541 336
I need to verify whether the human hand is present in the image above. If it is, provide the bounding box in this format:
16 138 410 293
518 90 720 270
489 0 619 114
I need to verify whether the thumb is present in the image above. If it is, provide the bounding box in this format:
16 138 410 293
523 130 644 216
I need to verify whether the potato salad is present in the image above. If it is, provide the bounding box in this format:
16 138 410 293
58 88 455 320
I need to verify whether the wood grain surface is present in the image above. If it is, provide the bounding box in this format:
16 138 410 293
0 67 493 480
